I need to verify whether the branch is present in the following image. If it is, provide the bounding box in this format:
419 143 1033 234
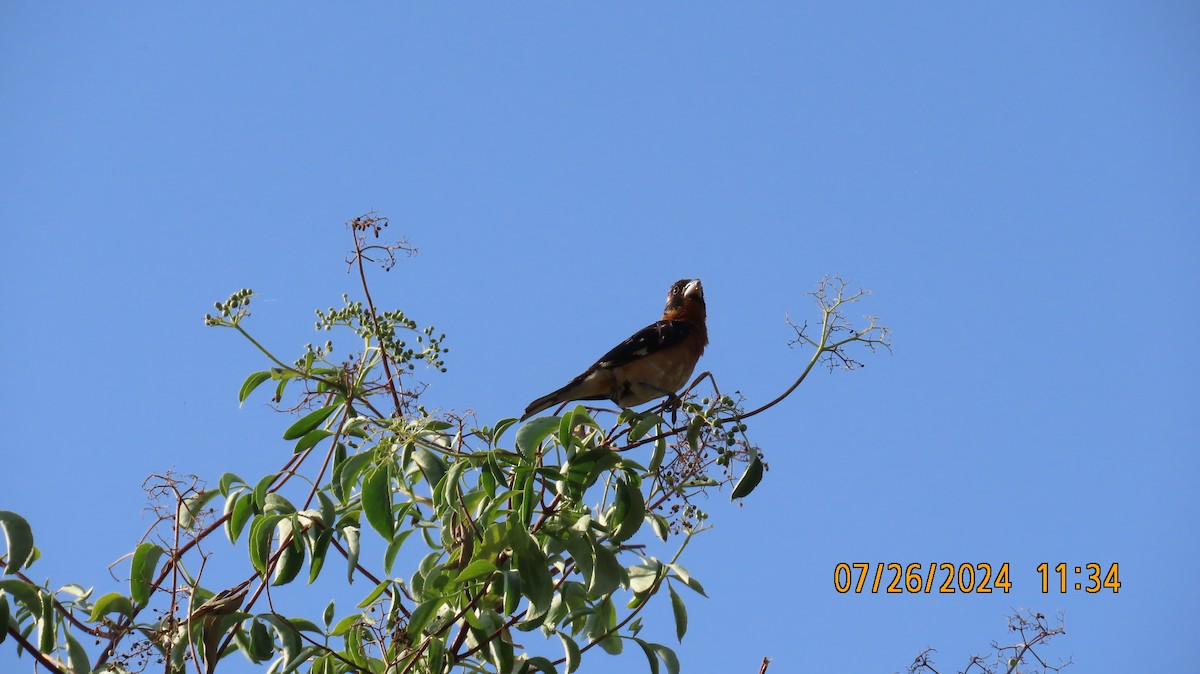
347 213 413 416
5 624 68 674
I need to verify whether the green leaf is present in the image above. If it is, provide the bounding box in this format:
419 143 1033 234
264 493 297 515
249 619 273 661
272 526 306 586
273 375 290 404
343 526 360 584
730 454 764 500
252 473 276 511
37 591 54 653
454 559 498 584
685 416 703 451
227 620 256 664
87 591 134 620
559 633 581 674
56 584 88 601
515 466 537 528
308 527 331 584
330 614 359 637
383 529 414 576
630 412 665 442
295 429 334 454
179 489 220 530
288 617 323 634
668 584 687 641
557 407 577 450
560 448 622 501
0 511 35 574
634 638 661 674
651 643 680 674
281 645 322 673
239 370 272 404
343 623 368 667
282 403 340 441
411 448 447 491
218 472 246 496
225 491 254 544
471 603 501 631
665 563 691 585
648 437 667 473
0 579 42 619
681 573 707 597
334 451 373 503
569 404 601 431
609 479 646 543
484 451 510 490
515 416 561 460
490 625 515 673
361 466 394 539
260 613 303 663
474 519 507 560
341 415 370 439
322 600 336 628
646 513 669 541
0 595 8 645
317 491 336 530
490 418 519 444
427 637 447 674
597 632 622 655
627 562 662 594
65 630 90 674
356 579 392 608
589 540 624 597
433 460 468 511
515 538 553 615
248 514 284 575
406 596 444 638
502 569 521 616
130 542 165 605
562 531 594 593
523 656 558 674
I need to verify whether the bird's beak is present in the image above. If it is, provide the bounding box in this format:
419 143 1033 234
683 279 703 299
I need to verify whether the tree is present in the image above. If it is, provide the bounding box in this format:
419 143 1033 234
906 610 1071 674
0 214 891 674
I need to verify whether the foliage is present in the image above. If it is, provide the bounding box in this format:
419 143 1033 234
0 214 890 674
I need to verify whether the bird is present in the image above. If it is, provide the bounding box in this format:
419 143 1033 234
521 279 708 421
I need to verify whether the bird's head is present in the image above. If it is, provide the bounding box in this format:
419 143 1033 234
663 278 705 321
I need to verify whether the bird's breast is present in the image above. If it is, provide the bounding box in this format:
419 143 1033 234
610 350 699 407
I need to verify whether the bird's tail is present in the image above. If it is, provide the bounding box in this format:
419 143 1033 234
520 389 568 421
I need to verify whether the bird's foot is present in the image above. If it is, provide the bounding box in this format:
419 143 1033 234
663 393 682 425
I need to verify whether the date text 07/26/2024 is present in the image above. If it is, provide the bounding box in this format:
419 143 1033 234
833 562 1121 594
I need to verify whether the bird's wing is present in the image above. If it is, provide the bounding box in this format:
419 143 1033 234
591 319 697 371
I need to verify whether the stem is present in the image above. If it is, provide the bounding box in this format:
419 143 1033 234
5 625 68 674
352 235 405 416
733 301 833 421
94 449 311 668
233 325 300 374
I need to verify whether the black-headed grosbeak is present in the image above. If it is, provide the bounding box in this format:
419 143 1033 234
521 279 708 421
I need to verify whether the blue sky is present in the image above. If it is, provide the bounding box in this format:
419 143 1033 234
2 2 1197 672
